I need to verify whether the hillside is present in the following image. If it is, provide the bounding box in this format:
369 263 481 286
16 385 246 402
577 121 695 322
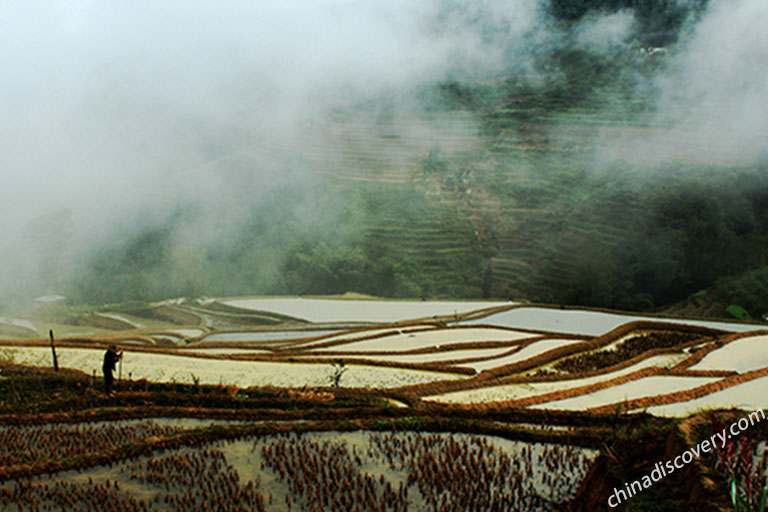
58 96 768 320
10 0 766 321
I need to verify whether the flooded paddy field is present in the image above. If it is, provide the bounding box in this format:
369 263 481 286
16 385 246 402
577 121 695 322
2 277 763 512
3 296 768 416
3 299 765 511
464 306 764 335
423 353 689 405
198 329 346 343
528 375 720 412
0 423 596 512
218 297 509 324
0 346 465 388
642 375 768 417
292 347 516 366
310 327 533 353
689 334 768 373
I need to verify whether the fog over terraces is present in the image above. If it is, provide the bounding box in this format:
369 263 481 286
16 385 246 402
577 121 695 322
1 0 766 318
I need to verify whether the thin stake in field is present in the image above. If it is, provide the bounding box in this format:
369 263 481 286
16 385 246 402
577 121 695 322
49 329 58 372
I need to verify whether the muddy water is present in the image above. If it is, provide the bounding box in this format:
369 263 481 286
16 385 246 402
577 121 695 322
0 430 596 512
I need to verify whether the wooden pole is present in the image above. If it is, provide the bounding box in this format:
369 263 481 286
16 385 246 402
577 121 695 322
49 329 59 372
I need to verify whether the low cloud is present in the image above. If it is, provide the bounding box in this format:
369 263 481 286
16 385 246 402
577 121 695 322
0 0 762 304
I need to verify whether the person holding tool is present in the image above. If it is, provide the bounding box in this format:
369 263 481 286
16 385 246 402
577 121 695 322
102 345 123 396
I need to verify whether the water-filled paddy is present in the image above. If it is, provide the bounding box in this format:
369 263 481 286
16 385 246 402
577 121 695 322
1 346 463 388
296 347 516 366
464 307 763 335
111 339 155 345
220 298 509 323
690 334 768 373
0 318 37 332
177 347 274 355
455 338 586 372
99 313 143 328
0 318 38 338
313 327 532 353
199 329 346 343
0 429 596 512
642 375 768 417
0 419 251 467
423 354 689 405
529 375 720 412
165 329 206 338
290 325 439 349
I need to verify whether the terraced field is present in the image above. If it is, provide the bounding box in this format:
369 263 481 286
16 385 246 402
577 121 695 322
294 108 668 304
66 96 768 315
4 297 766 414
2 297 767 510
187 107 674 302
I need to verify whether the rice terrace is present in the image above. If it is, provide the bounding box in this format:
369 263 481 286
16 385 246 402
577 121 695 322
2 0 768 511
1 297 767 510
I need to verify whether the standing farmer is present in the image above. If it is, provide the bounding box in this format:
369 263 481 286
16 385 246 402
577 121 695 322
103 345 123 396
